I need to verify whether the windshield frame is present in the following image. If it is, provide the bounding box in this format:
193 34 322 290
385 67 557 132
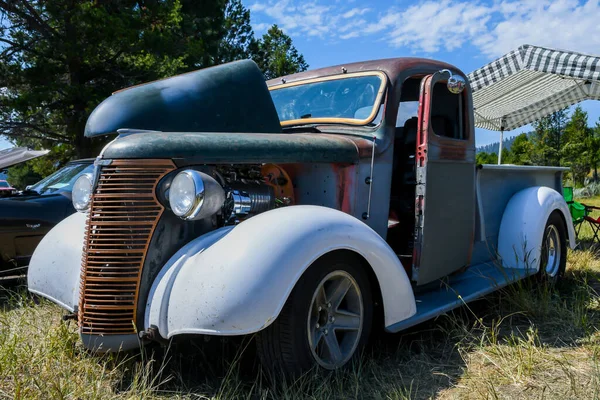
269 71 388 128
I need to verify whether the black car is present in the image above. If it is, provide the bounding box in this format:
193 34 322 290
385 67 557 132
0 159 94 277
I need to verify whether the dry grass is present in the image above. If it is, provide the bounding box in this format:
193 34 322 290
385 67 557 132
2 200 600 399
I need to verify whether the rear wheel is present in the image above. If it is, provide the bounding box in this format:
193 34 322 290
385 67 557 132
256 253 373 377
538 211 567 284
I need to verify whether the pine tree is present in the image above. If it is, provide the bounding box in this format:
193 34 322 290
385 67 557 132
509 133 534 165
590 118 600 181
250 25 308 80
0 1 308 166
562 107 591 187
530 110 567 166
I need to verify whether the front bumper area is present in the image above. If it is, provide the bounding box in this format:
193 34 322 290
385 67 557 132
81 333 140 353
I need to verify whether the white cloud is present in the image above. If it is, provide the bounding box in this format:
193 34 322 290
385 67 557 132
341 7 370 19
249 0 600 59
478 0 600 58
340 31 360 39
253 22 270 33
248 0 336 38
378 1 494 53
249 2 267 12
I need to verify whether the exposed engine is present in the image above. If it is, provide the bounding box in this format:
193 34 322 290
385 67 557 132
214 164 295 224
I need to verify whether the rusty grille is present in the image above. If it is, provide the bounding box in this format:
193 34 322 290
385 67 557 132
78 159 175 335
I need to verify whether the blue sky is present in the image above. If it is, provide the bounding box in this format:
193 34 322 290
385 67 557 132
1 0 599 150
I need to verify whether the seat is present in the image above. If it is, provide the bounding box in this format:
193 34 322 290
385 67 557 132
388 117 419 257
563 186 600 242
583 214 600 243
400 117 418 185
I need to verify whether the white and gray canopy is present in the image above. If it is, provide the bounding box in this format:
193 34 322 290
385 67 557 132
0 147 49 170
467 44 600 131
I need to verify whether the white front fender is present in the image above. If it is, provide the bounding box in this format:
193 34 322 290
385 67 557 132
145 205 416 338
498 186 575 271
27 212 86 311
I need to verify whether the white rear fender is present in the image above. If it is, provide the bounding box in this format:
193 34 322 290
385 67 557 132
145 205 416 338
498 186 575 271
27 212 86 311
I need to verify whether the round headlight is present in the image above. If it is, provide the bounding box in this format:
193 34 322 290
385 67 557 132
169 170 205 219
72 173 93 212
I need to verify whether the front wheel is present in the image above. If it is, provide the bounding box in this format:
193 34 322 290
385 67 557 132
256 253 373 377
538 211 567 284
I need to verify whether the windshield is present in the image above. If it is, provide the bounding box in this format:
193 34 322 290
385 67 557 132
29 163 94 195
0 181 9 188
270 73 385 126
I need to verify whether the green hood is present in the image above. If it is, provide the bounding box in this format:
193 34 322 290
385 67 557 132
101 131 360 165
85 60 282 137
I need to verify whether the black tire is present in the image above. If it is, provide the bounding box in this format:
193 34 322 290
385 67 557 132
256 252 373 378
537 211 567 284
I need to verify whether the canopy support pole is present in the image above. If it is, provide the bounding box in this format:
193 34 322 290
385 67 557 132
498 118 506 165
498 128 504 164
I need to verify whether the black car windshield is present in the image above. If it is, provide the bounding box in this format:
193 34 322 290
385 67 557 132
29 163 94 195
0 181 9 188
270 74 385 126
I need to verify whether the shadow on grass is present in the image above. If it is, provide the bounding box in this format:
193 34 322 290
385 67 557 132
109 329 467 399
104 269 600 399
0 278 37 313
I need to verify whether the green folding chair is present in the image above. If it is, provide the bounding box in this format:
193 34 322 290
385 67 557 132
562 186 600 243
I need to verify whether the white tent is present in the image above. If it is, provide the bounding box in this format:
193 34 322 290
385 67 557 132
0 147 49 170
467 44 600 163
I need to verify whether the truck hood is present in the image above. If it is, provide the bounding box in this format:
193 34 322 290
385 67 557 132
101 131 360 165
0 147 49 170
84 60 282 137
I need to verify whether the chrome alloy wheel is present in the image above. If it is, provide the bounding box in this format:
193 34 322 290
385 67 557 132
543 224 561 278
307 270 364 370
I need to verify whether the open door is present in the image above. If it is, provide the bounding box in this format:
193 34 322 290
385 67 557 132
413 71 476 286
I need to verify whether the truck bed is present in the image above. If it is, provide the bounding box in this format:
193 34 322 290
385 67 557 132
387 164 568 333
471 164 568 266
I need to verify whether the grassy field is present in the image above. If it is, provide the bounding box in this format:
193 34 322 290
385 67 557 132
2 200 600 399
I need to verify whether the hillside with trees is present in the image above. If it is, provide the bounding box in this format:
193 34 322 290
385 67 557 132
476 108 600 187
0 0 307 188
477 135 521 155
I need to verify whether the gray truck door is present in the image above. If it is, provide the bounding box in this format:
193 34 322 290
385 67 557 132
413 72 476 286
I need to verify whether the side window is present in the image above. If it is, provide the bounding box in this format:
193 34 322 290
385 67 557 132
396 101 418 127
431 81 466 140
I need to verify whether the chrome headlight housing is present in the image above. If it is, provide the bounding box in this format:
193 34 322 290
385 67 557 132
72 173 93 212
168 170 225 220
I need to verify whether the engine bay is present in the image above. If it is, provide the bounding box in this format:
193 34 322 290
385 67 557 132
213 164 295 224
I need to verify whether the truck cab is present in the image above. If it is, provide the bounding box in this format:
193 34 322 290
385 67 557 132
28 58 575 377
267 60 476 285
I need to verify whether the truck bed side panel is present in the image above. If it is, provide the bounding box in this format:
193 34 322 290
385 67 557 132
472 165 566 266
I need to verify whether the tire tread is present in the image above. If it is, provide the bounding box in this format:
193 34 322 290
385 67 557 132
256 253 372 378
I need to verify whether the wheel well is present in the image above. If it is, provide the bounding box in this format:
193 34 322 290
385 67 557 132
552 208 571 246
315 249 385 330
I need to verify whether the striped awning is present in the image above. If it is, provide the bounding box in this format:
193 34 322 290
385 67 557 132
0 147 49 169
467 44 600 131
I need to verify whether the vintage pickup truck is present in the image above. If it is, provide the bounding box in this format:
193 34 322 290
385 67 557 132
28 58 575 376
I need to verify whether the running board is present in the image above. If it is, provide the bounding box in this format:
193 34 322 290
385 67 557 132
386 263 536 333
